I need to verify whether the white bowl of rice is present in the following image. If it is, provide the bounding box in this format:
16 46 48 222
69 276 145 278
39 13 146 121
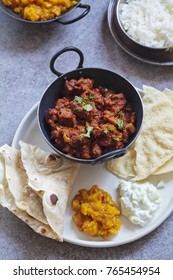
114 0 173 64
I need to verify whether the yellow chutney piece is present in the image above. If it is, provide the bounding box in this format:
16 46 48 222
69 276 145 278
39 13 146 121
72 185 121 239
2 0 78 21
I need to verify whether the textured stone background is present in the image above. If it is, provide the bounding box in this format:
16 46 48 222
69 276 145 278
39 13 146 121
0 0 173 260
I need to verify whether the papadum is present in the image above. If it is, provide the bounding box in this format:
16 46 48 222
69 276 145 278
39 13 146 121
107 145 136 179
107 86 173 181
152 88 173 175
134 86 173 180
163 88 173 103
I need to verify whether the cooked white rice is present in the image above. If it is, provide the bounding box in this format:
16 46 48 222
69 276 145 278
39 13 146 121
119 0 173 48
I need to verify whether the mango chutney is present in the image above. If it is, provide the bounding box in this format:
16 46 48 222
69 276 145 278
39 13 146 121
72 185 121 239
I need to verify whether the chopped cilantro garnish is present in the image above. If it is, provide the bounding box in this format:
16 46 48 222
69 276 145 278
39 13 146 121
73 108 78 113
83 104 93 112
118 111 124 117
89 93 95 101
74 95 82 104
80 126 93 138
104 126 115 134
113 137 122 141
107 126 115 131
116 119 123 130
83 97 89 104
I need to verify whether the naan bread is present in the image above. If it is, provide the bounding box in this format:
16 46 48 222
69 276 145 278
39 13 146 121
1 145 48 224
0 148 60 241
19 141 80 241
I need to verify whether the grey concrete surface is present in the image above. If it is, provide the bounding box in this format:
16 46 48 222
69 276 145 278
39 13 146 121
0 0 173 260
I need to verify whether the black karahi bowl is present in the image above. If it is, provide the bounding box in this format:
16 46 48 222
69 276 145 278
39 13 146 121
38 46 143 164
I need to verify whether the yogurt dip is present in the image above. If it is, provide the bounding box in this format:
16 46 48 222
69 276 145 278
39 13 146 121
118 180 161 226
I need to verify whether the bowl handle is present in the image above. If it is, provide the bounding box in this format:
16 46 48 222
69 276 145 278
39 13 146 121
55 4 90 25
50 46 84 77
92 148 127 165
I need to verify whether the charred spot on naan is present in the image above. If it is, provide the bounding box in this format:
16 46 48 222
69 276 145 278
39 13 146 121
50 194 58 205
45 154 62 166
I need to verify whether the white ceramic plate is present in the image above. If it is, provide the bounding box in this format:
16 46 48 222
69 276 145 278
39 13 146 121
12 103 173 248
